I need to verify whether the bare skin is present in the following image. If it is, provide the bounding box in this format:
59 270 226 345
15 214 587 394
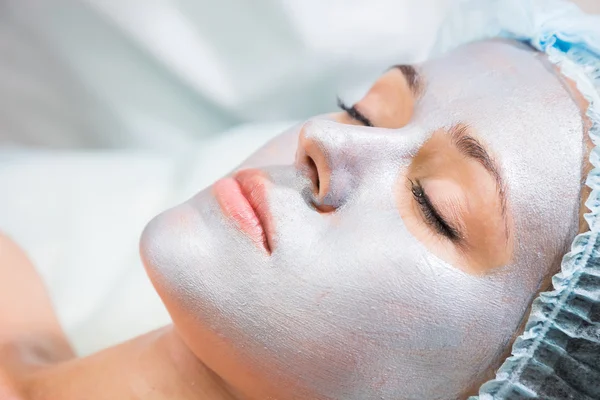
0 42 591 400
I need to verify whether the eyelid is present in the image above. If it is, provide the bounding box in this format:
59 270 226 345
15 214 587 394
410 179 463 242
336 97 374 127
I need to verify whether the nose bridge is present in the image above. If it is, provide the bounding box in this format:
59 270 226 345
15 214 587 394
303 119 424 170
302 120 377 168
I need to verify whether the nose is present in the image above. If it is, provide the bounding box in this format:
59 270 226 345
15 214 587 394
295 120 375 212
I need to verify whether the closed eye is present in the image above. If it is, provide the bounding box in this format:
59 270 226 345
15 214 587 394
409 179 462 242
337 97 373 127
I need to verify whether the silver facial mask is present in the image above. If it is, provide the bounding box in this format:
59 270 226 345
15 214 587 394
141 41 584 399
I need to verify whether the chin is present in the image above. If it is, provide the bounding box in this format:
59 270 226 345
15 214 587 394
140 189 220 297
139 186 263 315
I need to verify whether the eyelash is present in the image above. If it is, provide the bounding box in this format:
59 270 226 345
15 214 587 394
409 179 461 242
336 97 373 127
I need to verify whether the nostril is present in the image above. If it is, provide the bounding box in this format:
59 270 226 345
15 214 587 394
297 131 336 213
305 154 320 195
305 155 336 213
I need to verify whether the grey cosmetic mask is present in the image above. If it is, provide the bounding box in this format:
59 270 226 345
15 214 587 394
141 41 584 399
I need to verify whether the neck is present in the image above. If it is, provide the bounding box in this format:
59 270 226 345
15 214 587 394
24 326 239 400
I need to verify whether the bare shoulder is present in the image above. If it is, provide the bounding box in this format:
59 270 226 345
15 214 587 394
0 366 27 400
0 232 74 364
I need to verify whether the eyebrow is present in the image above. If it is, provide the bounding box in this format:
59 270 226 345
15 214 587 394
448 124 510 239
391 65 422 95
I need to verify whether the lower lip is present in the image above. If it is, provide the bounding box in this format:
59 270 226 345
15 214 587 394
213 170 272 253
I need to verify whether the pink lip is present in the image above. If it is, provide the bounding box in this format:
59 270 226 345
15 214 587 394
213 169 273 254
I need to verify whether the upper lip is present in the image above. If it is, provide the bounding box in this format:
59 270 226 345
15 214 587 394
234 169 274 254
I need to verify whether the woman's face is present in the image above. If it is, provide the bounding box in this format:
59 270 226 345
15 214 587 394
141 40 584 399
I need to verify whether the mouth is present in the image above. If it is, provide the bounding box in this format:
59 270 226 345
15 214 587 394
213 169 274 254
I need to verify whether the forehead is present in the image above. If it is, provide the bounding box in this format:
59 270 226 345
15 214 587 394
414 40 583 226
417 40 578 133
